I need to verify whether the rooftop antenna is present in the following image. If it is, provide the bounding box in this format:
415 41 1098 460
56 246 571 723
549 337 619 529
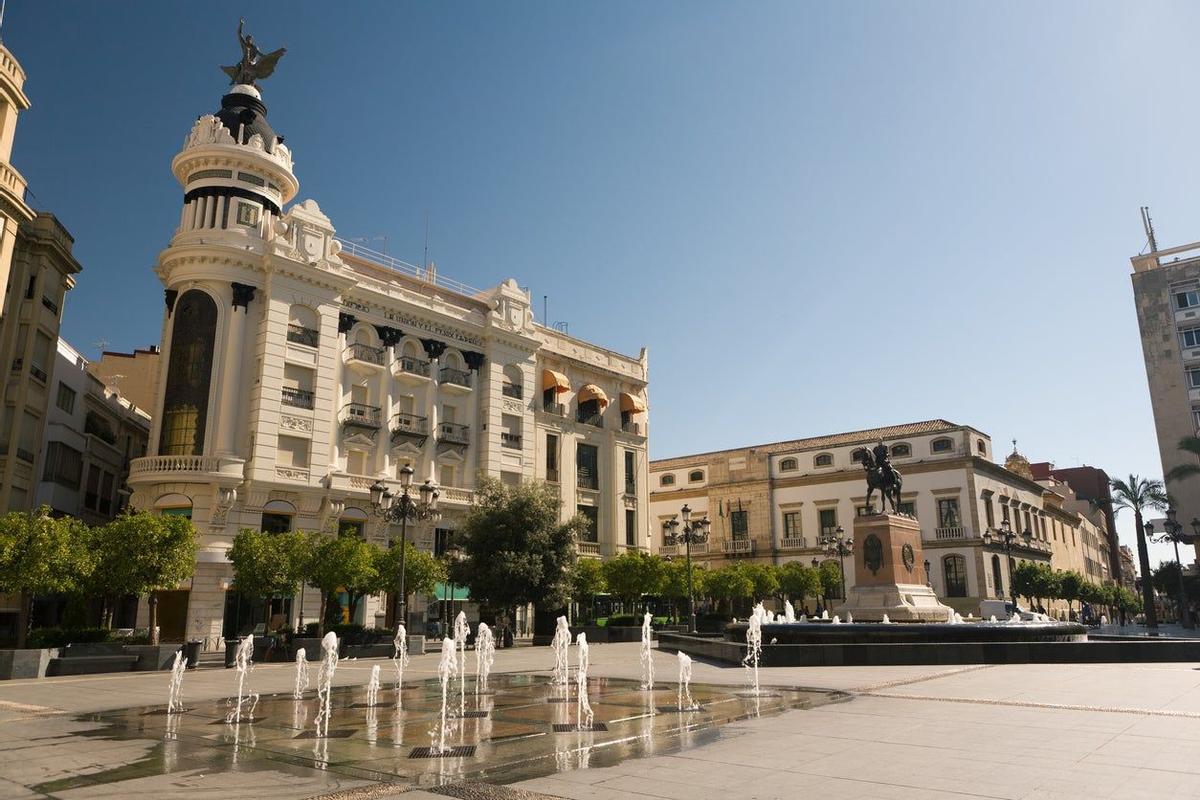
1141 206 1159 254
348 235 389 254
422 210 430 268
93 339 109 358
543 295 548 325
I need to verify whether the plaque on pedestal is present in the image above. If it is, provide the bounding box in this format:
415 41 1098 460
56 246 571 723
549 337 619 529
840 513 954 622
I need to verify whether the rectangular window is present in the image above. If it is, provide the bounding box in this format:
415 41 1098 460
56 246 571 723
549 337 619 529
1176 290 1200 310
576 443 599 490
783 512 801 537
236 202 259 227
434 528 454 557
55 383 76 414
625 509 637 547
819 508 838 536
84 465 101 511
545 434 559 482
624 450 636 494
897 501 916 517
937 498 960 528
1183 328 1200 349
943 556 968 597
41 441 83 489
577 505 599 543
276 435 309 468
730 510 749 540
984 496 995 528
440 464 455 488
1023 510 1032 535
1189 368 1200 389
260 512 292 533
98 471 114 515
1001 504 1010 523
346 450 367 475
1193 408 1200 432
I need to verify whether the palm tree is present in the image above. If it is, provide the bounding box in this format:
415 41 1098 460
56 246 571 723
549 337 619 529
1110 474 1168 633
1164 436 1200 483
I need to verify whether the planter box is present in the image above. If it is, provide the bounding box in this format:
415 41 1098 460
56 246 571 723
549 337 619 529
0 648 57 680
345 643 392 659
407 635 425 656
62 642 126 657
579 625 609 644
125 644 184 672
293 637 327 661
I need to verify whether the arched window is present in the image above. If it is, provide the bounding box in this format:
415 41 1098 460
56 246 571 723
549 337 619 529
991 555 1003 598
660 474 676 487
401 339 420 360
890 443 911 458
353 326 375 347
502 364 523 399
851 448 867 464
160 289 217 456
814 453 833 467
261 499 295 534
443 349 465 371
688 470 704 483
338 506 369 538
779 458 798 472
976 438 987 455
943 555 968 597
287 305 319 347
931 437 953 453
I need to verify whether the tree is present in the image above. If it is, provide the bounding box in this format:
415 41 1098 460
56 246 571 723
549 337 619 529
0 509 91 648
1033 564 1061 611
1164 436 1200 483
227 527 310 618
452 478 585 618
818 560 843 604
306 533 378 634
568 557 606 622
374 540 445 621
743 563 780 600
601 551 663 612
661 559 705 622
704 565 753 615
1110 474 1168 631
1011 561 1041 607
95 512 197 643
1058 570 1084 616
778 562 821 609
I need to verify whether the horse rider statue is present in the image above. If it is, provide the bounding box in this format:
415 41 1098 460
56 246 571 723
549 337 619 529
863 441 903 513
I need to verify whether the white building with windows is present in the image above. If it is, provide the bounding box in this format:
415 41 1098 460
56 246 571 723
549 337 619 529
650 420 1106 618
127 75 648 647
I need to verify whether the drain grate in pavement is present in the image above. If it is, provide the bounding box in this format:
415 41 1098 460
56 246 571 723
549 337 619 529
552 722 607 732
428 783 566 799
409 745 477 758
656 706 704 713
454 710 489 718
294 729 356 739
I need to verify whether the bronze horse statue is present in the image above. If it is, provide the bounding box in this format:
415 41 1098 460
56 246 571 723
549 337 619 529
862 445 903 514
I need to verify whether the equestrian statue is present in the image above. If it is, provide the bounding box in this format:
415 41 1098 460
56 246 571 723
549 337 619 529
862 442 903 514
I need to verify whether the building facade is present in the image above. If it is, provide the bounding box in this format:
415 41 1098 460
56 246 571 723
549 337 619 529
1131 239 1200 563
0 42 34 311
35 338 150 524
87 345 161 414
650 420 1109 619
126 78 648 648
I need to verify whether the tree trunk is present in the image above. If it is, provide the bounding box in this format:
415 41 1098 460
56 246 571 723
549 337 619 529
16 590 30 649
148 592 159 645
1133 509 1159 632
317 593 327 636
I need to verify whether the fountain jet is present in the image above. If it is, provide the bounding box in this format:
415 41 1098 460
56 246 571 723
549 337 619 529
639 612 654 691
293 648 309 699
576 632 594 730
225 634 258 724
167 650 187 713
314 632 338 738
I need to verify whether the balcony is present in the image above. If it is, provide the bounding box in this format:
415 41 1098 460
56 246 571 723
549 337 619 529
438 366 472 392
286 324 319 347
437 421 470 446
542 400 566 417
41 295 58 316
577 540 601 557
390 412 429 447
501 431 522 449
779 536 808 550
546 466 560 483
621 420 643 436
128 454 246 485
577 412 604 429
501 383 523 399
659 543 679 557
30 363 47 383
394 355 431 383
281 386 314 410
341 403 382 429
577 469 599 491
661 541 708 557
344 343 385 370
721 538 755 555
440 486 475 505
934 526 966 540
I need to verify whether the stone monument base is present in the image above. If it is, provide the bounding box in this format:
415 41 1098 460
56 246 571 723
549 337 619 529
839 582 953 622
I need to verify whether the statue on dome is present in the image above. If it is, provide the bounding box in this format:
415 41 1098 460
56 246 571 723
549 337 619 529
221 19 286 87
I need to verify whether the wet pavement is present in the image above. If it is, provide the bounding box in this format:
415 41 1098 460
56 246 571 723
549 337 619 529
1 670 844 798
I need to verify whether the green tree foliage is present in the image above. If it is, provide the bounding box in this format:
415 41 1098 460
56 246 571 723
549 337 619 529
1010 561 1041 606
568 557 607 621
778 562 821 605
1058 570 1085 613
660 559 706 622
703 564 754 613
743 563 780 600
227 528 310 602
0 508 91 648
452 478 585 614
818 560 843 601
601 550 663 610
306 533 378 634
374 540 445 606
96 511 197 643
1110 474 1169 629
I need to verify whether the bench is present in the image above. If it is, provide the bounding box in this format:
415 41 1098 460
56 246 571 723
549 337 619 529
46 654 139 676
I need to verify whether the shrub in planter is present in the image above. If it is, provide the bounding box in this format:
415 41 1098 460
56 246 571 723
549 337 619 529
27 627 113 648
606 614 639 627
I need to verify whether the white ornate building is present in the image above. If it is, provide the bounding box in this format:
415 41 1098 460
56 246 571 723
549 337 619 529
128 79 649 647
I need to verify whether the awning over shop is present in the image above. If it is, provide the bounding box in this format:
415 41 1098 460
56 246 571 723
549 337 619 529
619 392 647 413
577 384 609 408
542 369 570 394
434 582 471 601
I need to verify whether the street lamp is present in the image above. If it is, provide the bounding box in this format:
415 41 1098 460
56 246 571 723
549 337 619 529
981 518 1030 604
662 503 710 633
923 559 932 588
1146 508 1195 629
442 539 466 626
820 525 853 603
370 464 440 630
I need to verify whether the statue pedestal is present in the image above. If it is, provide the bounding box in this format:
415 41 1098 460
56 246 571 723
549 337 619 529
839 513 953 622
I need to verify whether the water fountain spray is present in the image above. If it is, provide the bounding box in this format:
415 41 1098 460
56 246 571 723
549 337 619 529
677 650 697 711
431 636 458 753
167 650 187 713
475 622 495 694
550 615 571 685
454 611 469 714
575 632 594 730
639 612 654 691
225 634 258 724
392 624 410 708
846 612 854 624
366 664 381 707
820 609 829 620
783 600 796 623
314 631 338 738
743 613 762 696
293 648 310 699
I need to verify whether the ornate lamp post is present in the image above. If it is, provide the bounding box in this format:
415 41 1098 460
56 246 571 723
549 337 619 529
442 539 466 626
370 464 439 629
820 526 853 602
1145 508 1195 629
982 518 1030 604
662 503 710 634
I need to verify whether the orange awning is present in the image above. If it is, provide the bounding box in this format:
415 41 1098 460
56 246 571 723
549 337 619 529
542 369 570 394
577 384 609 407
619 392 647 413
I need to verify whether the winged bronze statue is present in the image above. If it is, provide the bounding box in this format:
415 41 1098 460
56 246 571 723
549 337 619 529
221 19 286 86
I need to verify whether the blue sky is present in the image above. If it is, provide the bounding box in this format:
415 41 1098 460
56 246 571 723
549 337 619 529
7 2 1198 567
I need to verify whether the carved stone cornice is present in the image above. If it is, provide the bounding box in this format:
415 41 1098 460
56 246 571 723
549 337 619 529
421 338 447 360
